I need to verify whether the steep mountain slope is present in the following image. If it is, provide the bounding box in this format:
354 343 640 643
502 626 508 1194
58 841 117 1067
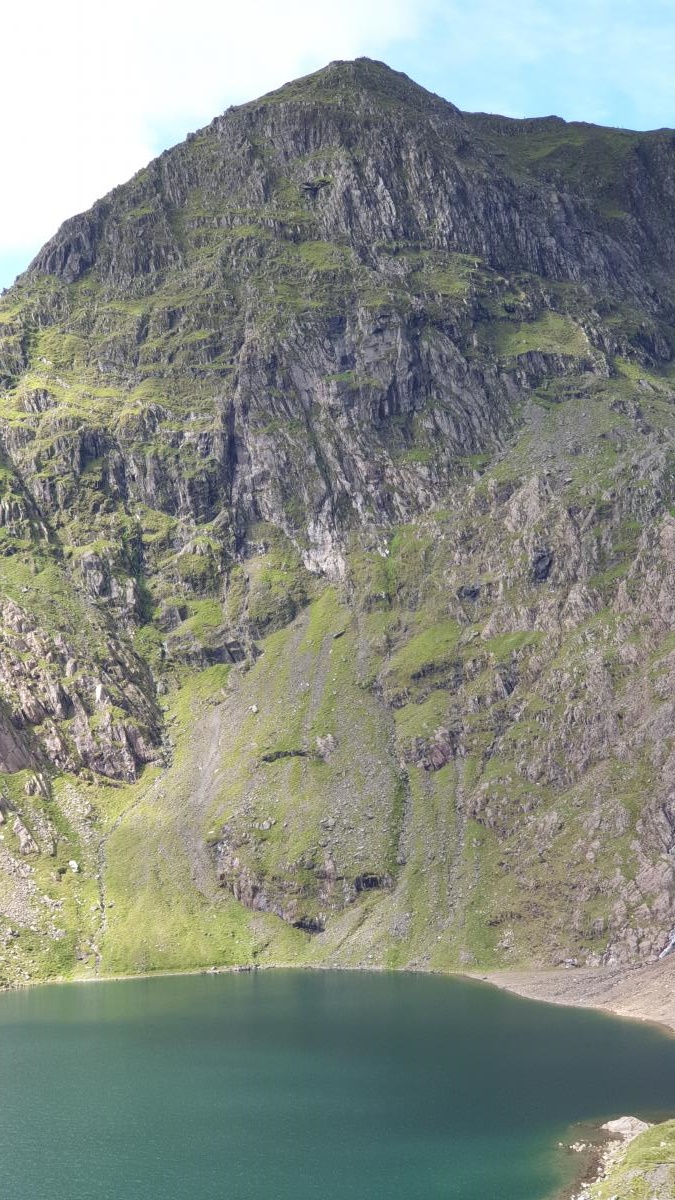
1 58 675 984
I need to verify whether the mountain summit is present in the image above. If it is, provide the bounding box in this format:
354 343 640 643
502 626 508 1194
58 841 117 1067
1 60 675 985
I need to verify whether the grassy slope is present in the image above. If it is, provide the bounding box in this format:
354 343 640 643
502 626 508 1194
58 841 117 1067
86 588 403 977
587 1121 675 1200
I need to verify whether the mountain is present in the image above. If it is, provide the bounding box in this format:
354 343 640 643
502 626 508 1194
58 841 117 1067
1 57 675 986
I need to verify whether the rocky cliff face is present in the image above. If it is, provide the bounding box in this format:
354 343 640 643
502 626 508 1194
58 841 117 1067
1 58 675 984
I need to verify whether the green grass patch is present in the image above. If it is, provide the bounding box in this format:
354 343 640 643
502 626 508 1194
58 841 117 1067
382 620 461 691
481 311 588 358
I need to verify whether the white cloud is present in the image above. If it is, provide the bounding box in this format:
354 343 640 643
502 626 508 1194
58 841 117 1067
1 0 429 285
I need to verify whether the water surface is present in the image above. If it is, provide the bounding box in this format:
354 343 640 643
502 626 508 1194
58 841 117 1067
0 970 674 1199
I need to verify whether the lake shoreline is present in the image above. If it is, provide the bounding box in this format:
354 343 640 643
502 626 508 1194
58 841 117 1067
470 958 675 1038
4 955 675 1036
560 1117 656 1200
553 1123 612 1200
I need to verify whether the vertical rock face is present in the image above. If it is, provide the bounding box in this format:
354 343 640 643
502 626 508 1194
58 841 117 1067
1 57 675 979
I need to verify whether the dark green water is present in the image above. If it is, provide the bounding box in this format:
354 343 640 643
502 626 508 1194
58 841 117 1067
1 971 674 1200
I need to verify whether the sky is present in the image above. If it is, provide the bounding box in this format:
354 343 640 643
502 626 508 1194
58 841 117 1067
2 0 674 291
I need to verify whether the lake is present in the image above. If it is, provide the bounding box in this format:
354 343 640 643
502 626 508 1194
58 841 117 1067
0 969 673 1199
